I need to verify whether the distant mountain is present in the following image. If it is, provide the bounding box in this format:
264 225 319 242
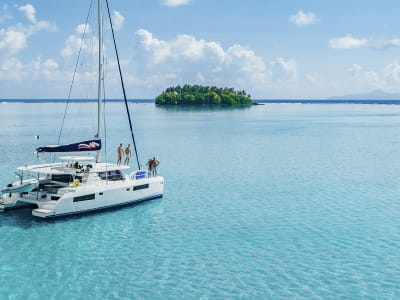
328 89 400 100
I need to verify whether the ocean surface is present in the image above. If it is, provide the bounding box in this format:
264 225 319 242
1 102 400 299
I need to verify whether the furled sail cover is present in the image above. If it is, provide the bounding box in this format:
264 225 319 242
36 139 101 153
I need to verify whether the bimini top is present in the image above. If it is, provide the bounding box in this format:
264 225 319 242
17 162 130 175
59 156 95 162
36 139 101 154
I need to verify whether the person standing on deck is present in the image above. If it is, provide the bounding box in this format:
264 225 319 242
124 144 131 166
152 157 159 176
146 158 153 177
117 144 123 166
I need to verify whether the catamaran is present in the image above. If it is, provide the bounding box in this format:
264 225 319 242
0 0 164 218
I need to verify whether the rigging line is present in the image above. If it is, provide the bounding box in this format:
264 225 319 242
57 0 94 144
103 56 108 180
105 0 141 170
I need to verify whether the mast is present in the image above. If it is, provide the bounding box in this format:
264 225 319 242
96 0 103 163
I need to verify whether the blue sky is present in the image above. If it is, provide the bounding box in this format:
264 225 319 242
1 0 400 99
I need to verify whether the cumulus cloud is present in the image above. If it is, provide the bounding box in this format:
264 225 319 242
0 28 27 55
18 4 56 33
136 29 228 64
75 23 91 35
113 10 124 31
18 4 36 23
384 60 400 83
0 56 23 72
329 34 368 49
134 28 270 89
270 57 297 80
161 0 190 7
369 37 400 50
0 56 60 81
61 24 97 57
344 60 400 92
132 29 303 98
289 10 319 26
0 4 56 57
330 34 400 50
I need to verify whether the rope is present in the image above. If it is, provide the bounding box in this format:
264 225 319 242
103 56 108 182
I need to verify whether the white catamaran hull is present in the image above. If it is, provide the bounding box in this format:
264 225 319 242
1 176 163 218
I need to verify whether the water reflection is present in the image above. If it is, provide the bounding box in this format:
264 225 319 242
155 104 252 112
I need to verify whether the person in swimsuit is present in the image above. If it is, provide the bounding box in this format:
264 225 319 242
146 158 153 176
152 157 159 176
124 144 131 166
117 144 123 166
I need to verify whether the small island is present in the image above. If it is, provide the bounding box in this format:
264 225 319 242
155 84 252 106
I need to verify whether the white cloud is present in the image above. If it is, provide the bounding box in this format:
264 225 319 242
18 4 56 34
369 37 400 50
270 57 297 80
18 4 36 23
61 34 82 57
113 10 124 31
329 34 368 49
384 60 400 83
134 29 275 94
161 0 190 7
136 29 228 64
135 29 265 73
42 58 58 70
75 23 91 35
289 10 319 26
0 28 27 55
0 56 23 72
132 29 306 98
0 4 56 57
136 29 171 63
61 24 97 57
330 35 400 50
0 56 60 82
345 61 400 92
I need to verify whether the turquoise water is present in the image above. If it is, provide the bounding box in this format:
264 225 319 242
1 102 400 299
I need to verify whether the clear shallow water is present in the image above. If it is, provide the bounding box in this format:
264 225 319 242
1 102 400 299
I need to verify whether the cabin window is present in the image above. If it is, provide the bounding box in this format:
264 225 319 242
73 194 95 202
99 192 103 196
126 188 130 191
133 184 149 191
51 174 73 183
98 170 124 181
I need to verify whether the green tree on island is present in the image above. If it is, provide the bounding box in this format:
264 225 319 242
155 84 252 106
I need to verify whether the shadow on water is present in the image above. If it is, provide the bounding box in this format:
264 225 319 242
0 209 42 229
0 197 164 228
155 104 252 112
